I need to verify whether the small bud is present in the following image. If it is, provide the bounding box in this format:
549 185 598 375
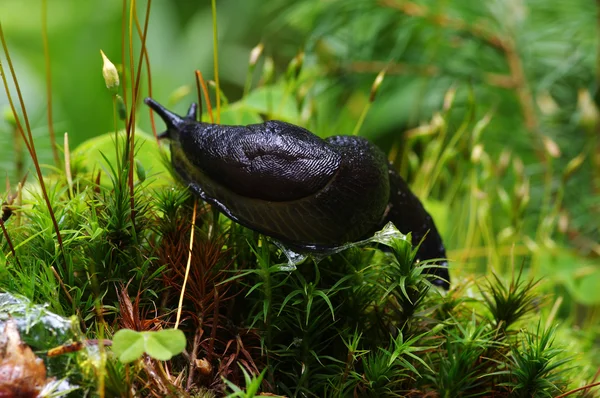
512 157 524 178
471 144 484 164
558 211 569 234
472 111 493 143
543 236 557 249
249 43 264 67
2 107 16 127
168 85 191 105
562 152 586 182
536 91 559 116
296 83 310 107
369 70 386 102
100 50 120 93
442 85 456 111
431 112 444 130
115 95 127 121
259 56 275 85
496 186 511 214
135 159 146 182
286 52 304 80
474 188 487 200
542 135 561 158
577 88 599 133
515 179 530 212
405 124 435 139
496 149 511 177
523 236 539 253
497 227 515 243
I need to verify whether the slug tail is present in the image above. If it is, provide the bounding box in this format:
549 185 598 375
144 97 185 139
383 167 451 289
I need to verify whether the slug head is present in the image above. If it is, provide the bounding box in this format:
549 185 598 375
144 97 198 140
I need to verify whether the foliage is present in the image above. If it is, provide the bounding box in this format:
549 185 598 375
112 329 186 363
0 0 599 396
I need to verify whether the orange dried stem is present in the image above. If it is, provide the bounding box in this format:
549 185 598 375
556 381 600 398
194 72 203 121
133 2 157 140
126 0 137 212
211 0 221 123
0 219 17 260
0 22 65 253
195 70 214 123
120 0 129 121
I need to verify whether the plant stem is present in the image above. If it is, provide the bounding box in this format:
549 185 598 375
175 199 197 330
195 70 214 123
41 0 60 167
133 1 156 140
211 0 221 123
0 22 65 256
12 125 23 181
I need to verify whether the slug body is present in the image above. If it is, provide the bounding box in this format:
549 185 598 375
145 98 450 289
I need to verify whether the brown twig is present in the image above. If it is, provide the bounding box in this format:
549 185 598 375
133 1 157 141
379 0 547 162
348 60 438 76
0 219 18 262
134 1 158 141
379 0 506 51
120 0 129 124
50 266 75 308
126 0 137 223
186 329 202 390
555 381 600 398
347 60 519 89
0 23 66 256
208 289 220 362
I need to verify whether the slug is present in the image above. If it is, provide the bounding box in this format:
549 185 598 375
145 97 450 289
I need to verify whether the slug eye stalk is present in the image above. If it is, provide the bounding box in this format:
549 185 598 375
143 97 197 140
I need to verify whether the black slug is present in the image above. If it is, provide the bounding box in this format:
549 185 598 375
145 97 450 289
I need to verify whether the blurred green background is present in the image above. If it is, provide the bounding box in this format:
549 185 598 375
0 0 599 314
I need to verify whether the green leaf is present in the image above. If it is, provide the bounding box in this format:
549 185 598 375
574 270 600 305
145 329 187 361
112 329 145 363
112 329 186 363
72 129 172 187
278 290 303 316
313 290 335 321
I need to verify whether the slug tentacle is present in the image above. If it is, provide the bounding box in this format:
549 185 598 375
144 97 191 139
185 103 198 121
145 97 450 289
